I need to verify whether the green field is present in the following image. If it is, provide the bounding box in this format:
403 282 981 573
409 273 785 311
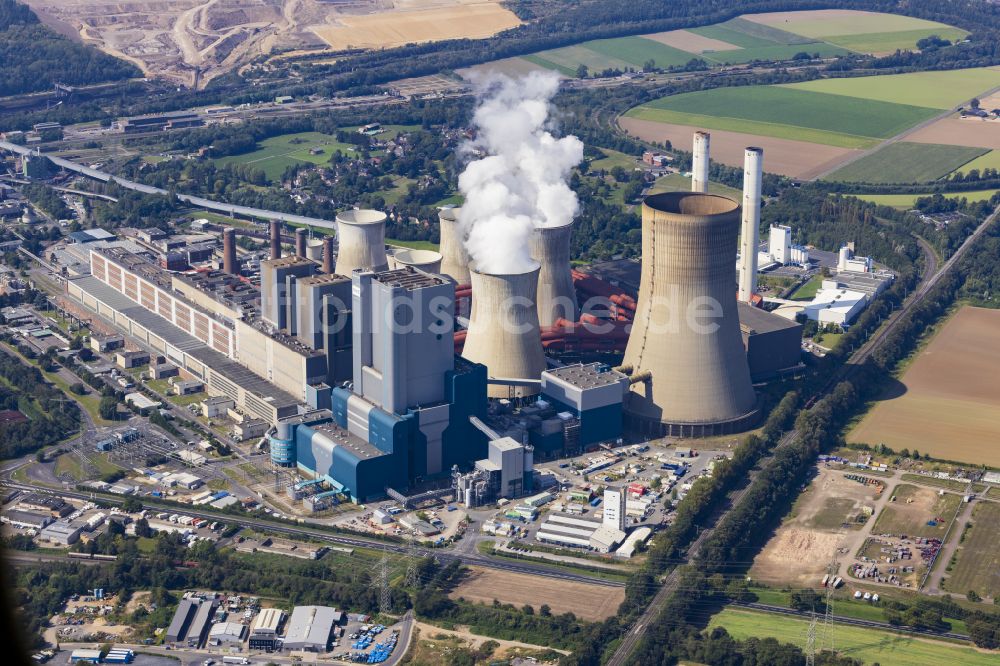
720 17 815 45
826 142 988 183
589 148 639 172
650 172 742 198
783 67 1000 109
584 36 696 69
762 12 959 39
791 274 824 301
852 189 1000 209
872 484 962 539
824 27 968 54
708 607 995 665
945 501 1000 600
952 149 1000 175
387 239 439 251
689 23 781 48
711 42 849 64
214 131 356 180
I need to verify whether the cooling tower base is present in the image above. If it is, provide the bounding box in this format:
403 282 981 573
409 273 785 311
624 404 761 439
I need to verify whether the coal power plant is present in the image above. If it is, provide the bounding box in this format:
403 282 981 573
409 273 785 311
621 192 759 437
438 207 471 284
531 220 579 327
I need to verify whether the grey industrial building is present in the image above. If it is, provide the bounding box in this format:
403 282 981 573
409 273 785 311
738 303 804 381
165 596 217 645
283 605 338 652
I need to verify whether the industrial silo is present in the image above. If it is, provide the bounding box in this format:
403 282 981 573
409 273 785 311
461 264 546 399
622 192 758 437
334 209 389 275
530 220 579 327
438 207 471 284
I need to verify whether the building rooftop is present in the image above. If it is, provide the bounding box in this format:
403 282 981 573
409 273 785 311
544 363 628 389
262 255 315 270
312 422 385 460
298 273 350 287
373 266 449 290
284 605 337 647
737 302 802 335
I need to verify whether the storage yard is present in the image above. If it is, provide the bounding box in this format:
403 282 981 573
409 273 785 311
449 566 625 622
849 306 1000 466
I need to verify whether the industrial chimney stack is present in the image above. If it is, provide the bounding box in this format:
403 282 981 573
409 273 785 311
461 264 546 399
322 236 335 274
222 228 237 275
622 192 757 437
437 208 471 284
530 220 579 327
295 228 308 258
739 147 763 303
335 209 389 275
269 220 281 260
692 131 710 193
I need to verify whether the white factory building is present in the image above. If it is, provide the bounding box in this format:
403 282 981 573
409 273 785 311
536 488 627 553
769 225 810 266
282 605 338 652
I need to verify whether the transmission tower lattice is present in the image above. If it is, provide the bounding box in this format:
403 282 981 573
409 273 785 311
374 551 391 615
824 555 839 653
404 538 420 588
805 614 817 666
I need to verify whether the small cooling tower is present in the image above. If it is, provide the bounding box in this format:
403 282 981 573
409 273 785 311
438 207 471 284
461 264 546 399
739 147 763 303
530 221 579 327
622 192 757 437
390 249 443 273
306 238 324 261
692 131 710 193
335 209 388 275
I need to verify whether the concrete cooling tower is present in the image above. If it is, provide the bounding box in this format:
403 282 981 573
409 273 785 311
461 264 546 399
389 249 443 273
530 221 579 327
306 238 324 261
438 208 472 284
622 192 758 437
335 209 389 275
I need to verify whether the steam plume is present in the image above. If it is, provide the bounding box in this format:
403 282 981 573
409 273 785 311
458 71 583 274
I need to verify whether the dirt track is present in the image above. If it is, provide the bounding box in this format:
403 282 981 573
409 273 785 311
619 117 859 178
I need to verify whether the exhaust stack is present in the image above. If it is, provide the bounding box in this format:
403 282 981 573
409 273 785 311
461 264 546 399
739 147 763 303
322 236 335 274
437 208 471 284
295 228 308 258
530 221 578 327
222 228 237 275
334 209 389 275
692 131 710 193
622 192 757 437
269 220 281 260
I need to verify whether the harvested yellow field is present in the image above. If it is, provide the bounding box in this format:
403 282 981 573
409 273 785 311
850 306 1000 466
310 1 521 51
645 29 740 54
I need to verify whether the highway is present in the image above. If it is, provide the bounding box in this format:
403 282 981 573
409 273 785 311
606 202 1000 665
0 480 624 589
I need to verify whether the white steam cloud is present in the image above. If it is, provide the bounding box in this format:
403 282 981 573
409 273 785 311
458 71 583 274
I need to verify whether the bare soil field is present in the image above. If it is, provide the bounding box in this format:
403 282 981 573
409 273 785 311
309 1 520 51
619 117 858 178
850 306 1000 466
645 29 740 54
906 117 1000 150
449 566 624 621
750 467 881 587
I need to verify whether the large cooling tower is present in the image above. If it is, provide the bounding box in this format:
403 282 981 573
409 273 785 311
530 221 579 327
438 208 471 284
622 192 758 437
335 209 389 275
461 264 546 399
739 147 763 303
692 131 710 193
390 249 443 273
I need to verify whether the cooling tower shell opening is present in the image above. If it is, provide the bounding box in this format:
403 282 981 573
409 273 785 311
306 238 324 261
335 209 389 275
622 191 758 437
389 249 443 273
530 220 579 327
438 207 471 284
461 263 546 399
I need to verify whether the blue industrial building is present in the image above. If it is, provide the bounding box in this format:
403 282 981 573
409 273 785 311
270 268 488 502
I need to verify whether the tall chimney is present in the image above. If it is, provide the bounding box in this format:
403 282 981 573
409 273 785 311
269 220 281 260
322 236 335 274
222 227 237 275
461 264 546 399
438 208 471 284
622 192 757 437
692 131 710 193
335 209 389 275
530 220 578 327
295 228 307 258
739 147 763 303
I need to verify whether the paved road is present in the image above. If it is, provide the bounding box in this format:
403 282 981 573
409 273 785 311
606 203 1000 665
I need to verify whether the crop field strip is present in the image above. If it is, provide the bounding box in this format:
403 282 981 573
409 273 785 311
781 67 1000 109
708 607 997 665
952 150 1000 175
826 143 989 184
851 189 1000 209
945 501 1000 600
